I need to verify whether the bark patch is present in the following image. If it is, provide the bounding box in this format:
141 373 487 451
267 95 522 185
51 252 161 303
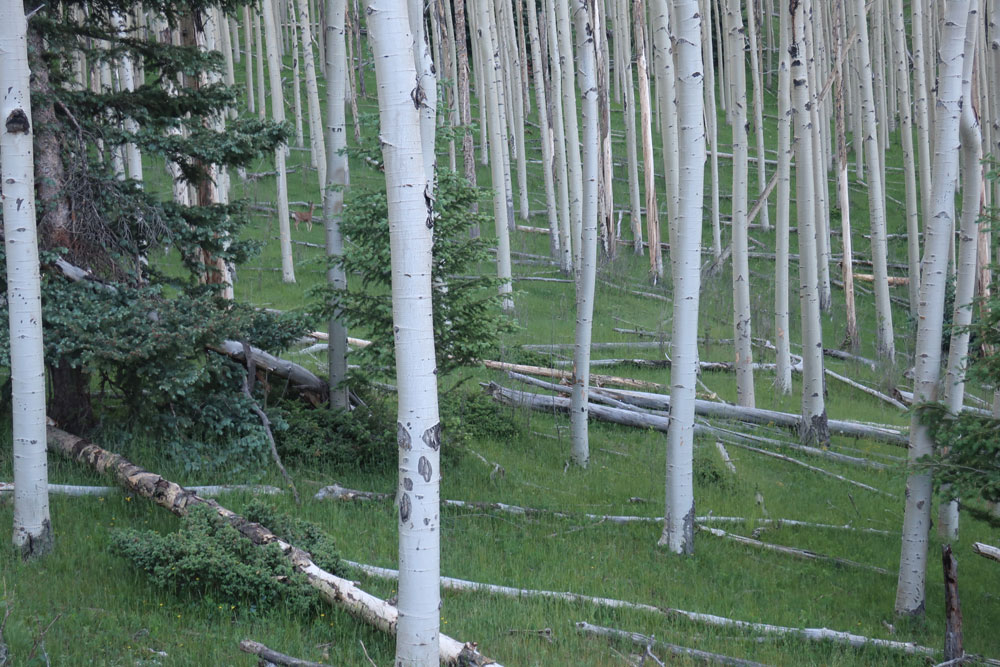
397 422 411 450
399 492 411 523
5 109 29 134
421 423 441 451
418 456 433 483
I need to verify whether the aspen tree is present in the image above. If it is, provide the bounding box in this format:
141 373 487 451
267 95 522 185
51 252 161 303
290 3 306 148
218 8 238 120
545 0 574 273
452 0 478 214
895 0 972 619
498 0 529 221
746 0 770 231
651 1 679 241
804 0 831 313
619 0 643 254
912 0 932 225
325 0 349 410
774 0 793 393
700 0 722 259
726 0 755 408
485 0 515 231
659 0 705 555
367 2 442 662
939 4 982 543
853 0 895 361
634 0 662 278
555 0 583 268
114 12 143 183
834 0 858 349
244 6 255 114
299 0 328 192
262 0 296 283
476 0 514 309
230 16 241 64
594 2 614 256
2 0 53 559
791 0 829 447
255 8 266 119
570 0 600 468
526 0 560 261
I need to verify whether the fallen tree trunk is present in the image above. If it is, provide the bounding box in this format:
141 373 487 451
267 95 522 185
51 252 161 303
0 482 281 496
574 621 768 667
214 341 327 405
238 640 327 667
972 542 1000 564
344 560 936 656
482 360 666 391
45 426 497 666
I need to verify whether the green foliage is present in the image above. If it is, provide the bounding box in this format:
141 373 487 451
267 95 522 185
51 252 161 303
439 387 524 444
311 170 516 377
110 503 344 617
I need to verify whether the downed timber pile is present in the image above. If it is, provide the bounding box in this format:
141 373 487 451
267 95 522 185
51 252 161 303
484 381 907 446
575 621 768 667
0 482 281 496
344 560 937 657
45 426 498 666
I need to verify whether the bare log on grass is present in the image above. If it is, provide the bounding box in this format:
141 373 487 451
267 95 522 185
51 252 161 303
238 640 327 666
344 560 936 656
0 482 281 496
699 515 893 536
698 526 892 574
715 442 738 474
482 360 666 391
45 426 497 666
824 369 907 410
575 621 768 667
215 340 327 405
972 542 1000 564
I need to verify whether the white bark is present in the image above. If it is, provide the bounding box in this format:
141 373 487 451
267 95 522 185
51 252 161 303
325 0 350 409
290 4 306 148
525 0 560 263
570 0 600 468
619 1 643 254
790 0 829 447
367 2 442 662
700 0 721 258
298 0 328 191
912 0 932 232
651 1 679 243
475 0 514 309
114 12 143 183
261 0 296 283
635 0 662 278
555 0 583 269
408 0 437 184
895 0 972 619
254 9 267 118
774 0 793 394
745 0 770 231
244 6 256 114
658 0 705 555
1 1 52 558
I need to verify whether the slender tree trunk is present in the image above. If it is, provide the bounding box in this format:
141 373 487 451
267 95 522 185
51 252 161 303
746 0 770 231
526 0 560 262
453 0 478 222
895 0 972 619
635 0 662 278
912 0 932 229
651 1 679 245
299 0 328 193
701 0 722 259
261 0 296 283
790 0 829 447
114 12 144 183
555 0 583 270
570 0 600 468
3 1 53 559
325 0 350 410
255 9 267 119
774 0 793 394
620 1 643 254
290 3 306 148
834 0 858 350
367 3 442 662
244 6 255 114
658 0 705 555
546 0 573 273
499 0 529 221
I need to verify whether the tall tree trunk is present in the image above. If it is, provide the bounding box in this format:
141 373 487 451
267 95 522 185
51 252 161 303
774 0 793 394
620 1 643 255
701 0 722 259
452 0 478 228
526 0 560 262
912 0 932 230
325 0 350 410
255 9 267 119
367 2 442 663
635 0 662 278
2 1 53 559
244 6 256 114
555 0 583 270
746 0 770 231
570 0 600 468
790 0 829 447
895 0 972 619
114 12 144 183
546 0 574 273
299 0 328 193
651 1 679 247
290 2 306 148
834 0 858 350
261 0 296 283
658 0 705 555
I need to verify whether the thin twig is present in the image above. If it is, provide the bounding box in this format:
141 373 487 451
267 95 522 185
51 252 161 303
359 640 377 667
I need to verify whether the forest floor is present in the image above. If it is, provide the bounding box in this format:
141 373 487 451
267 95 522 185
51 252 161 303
2 43 999 667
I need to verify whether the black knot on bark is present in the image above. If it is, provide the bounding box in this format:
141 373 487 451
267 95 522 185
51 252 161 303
5 109 29 134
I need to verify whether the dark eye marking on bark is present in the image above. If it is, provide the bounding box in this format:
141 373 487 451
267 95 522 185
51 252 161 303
5 109 29 134
399 492 411 522
397 422 411 450
403 477 413 491
422 422 441 451
418 456 432 483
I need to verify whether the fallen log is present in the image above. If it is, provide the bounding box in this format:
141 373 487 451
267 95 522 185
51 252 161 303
575 621 768 667
0 482 281 496
698 526 892 574
824 369 906 410
699 515 892 536
45 426 497 666
715 442 738 474
214 340 328 405
853 273 909 286
344 560 936 656
482 360 666 391
238 640 327 667
972 542 1000 564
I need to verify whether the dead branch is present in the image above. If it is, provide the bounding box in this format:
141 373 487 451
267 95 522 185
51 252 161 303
575 621 767 667
238 640 327 667
972 542 1000 564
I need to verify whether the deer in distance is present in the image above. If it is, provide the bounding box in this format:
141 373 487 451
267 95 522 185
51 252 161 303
292 202 317 232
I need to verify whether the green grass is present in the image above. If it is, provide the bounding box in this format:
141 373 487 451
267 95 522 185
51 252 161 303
2 21 998 667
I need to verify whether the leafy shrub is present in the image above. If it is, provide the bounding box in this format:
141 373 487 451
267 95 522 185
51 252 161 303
110 503 344 616
439 388 524 443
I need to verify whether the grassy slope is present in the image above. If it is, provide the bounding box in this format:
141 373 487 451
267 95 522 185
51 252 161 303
2 22 998 667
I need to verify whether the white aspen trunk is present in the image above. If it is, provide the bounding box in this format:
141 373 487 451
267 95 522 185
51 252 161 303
891 0 921 315
570 0 600 468
244 6 256 114
230 16 242 65
713 0 727 114
325 0 350 410
1 1 53 559
774 0 793 394
526 0 560 262
290 3 306 148
895 0 972 619
114 12 144 183
658 0 705 555
635 0 662 278
803 0 831 313
440 0 459 173
476 0 514 309
726 0 755 408
367 3 442 663
544 0 573 273
219 8 238 121
940 10 982 544
620 1 643 254
700 0 721 258
746 0 770 231
255 9 267 119
299 0 328 192
651 1 679 245
408 0 436 185
834 0 858 349
594 2 614 257
499 0 529 221
853 0 895 361
791 0 829 447
262 0 296 283
487 0 515 232
555 0 584 269
912 0 932 228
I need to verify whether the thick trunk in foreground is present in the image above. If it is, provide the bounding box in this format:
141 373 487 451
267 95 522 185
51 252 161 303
895 0 972 619
46 427 493 665
659 0 705 555
3 3 52 559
